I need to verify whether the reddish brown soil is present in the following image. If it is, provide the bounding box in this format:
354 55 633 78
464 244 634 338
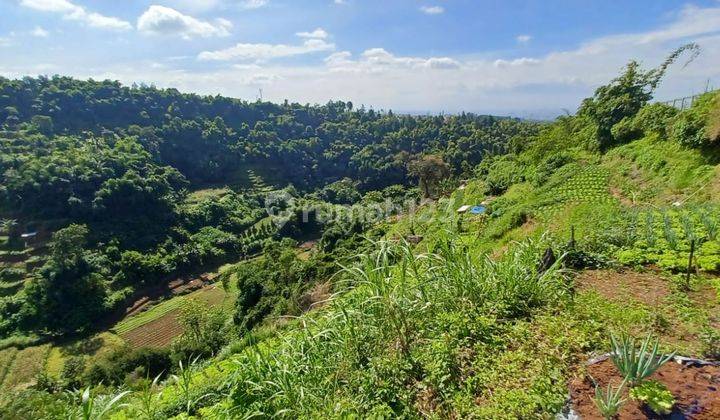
575 269 670 306
122 309 184 349
121 284 228 348
570 358 720 419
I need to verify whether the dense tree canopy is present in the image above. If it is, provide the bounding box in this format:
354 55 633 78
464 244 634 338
0 75 537 338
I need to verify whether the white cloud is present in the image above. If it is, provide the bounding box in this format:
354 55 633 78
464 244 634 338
163 0 267 12
296 28 328 39
419 5 444 15
19 0 132 31
31 26 49 37
326 48 460 72
240 0 268 9
334 0 347 4
198 38 335 61
137 5 232 39
0 37 11 47
516 35 531 43
5 3 720 117
493 57 540 67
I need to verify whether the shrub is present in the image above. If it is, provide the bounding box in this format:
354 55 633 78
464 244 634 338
477 155 525 195
670 92 720 148
84 346 172 386
171 300 230 363
0 267 25 282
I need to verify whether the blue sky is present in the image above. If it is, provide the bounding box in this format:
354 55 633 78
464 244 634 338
1 0 720 117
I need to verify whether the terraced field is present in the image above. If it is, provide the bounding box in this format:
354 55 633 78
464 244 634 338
116 283 233 348
534 164 615 216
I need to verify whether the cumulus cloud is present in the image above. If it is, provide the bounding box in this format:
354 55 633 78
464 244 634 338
6 3 720 118
19 0 132 31
419 5 444 15
137 5 232 39
198 38 335 61
516 35 532 43
296 28 329 39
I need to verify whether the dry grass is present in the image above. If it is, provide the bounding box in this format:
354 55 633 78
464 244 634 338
0 347 19 388
0 344 50 391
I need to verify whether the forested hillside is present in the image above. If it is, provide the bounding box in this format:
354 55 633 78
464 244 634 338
0 77 534 345
2 47 720 419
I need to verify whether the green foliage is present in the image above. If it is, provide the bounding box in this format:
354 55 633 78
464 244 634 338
68 386 129 420
611 103 678 143
318 178 362 205
475 154 525 194
0 267 25 283
593 379 626 420
615 207 720 272
670 92 720 148
699 327 720 359
629 379 675 415
171 300 230 362
84 346 172 386
610 333 675 386
0 75 533 340
579 44 698 149
22 225 109 334
218 238 571 417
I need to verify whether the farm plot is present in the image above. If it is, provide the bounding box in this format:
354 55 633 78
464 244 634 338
116 284 232 349
617 206 720 272
0 344 50 391
533 165 614 216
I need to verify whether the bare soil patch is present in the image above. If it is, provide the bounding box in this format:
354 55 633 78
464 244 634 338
575 269 671 306
298 281 332 311
570 358 720 419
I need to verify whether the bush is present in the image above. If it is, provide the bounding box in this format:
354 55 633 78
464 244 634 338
477 156 525 195
0 267 25 282
84 346 172 386
170 300 231 363
670 92 720 148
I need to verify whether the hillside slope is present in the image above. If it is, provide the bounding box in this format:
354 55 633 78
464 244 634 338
2 62 720 418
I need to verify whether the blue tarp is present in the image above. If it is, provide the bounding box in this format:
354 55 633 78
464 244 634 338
469 205 486 214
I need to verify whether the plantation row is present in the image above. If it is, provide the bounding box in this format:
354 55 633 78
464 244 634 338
617 207 720 272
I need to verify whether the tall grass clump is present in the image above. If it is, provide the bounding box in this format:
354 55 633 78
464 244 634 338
219 237 571 418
